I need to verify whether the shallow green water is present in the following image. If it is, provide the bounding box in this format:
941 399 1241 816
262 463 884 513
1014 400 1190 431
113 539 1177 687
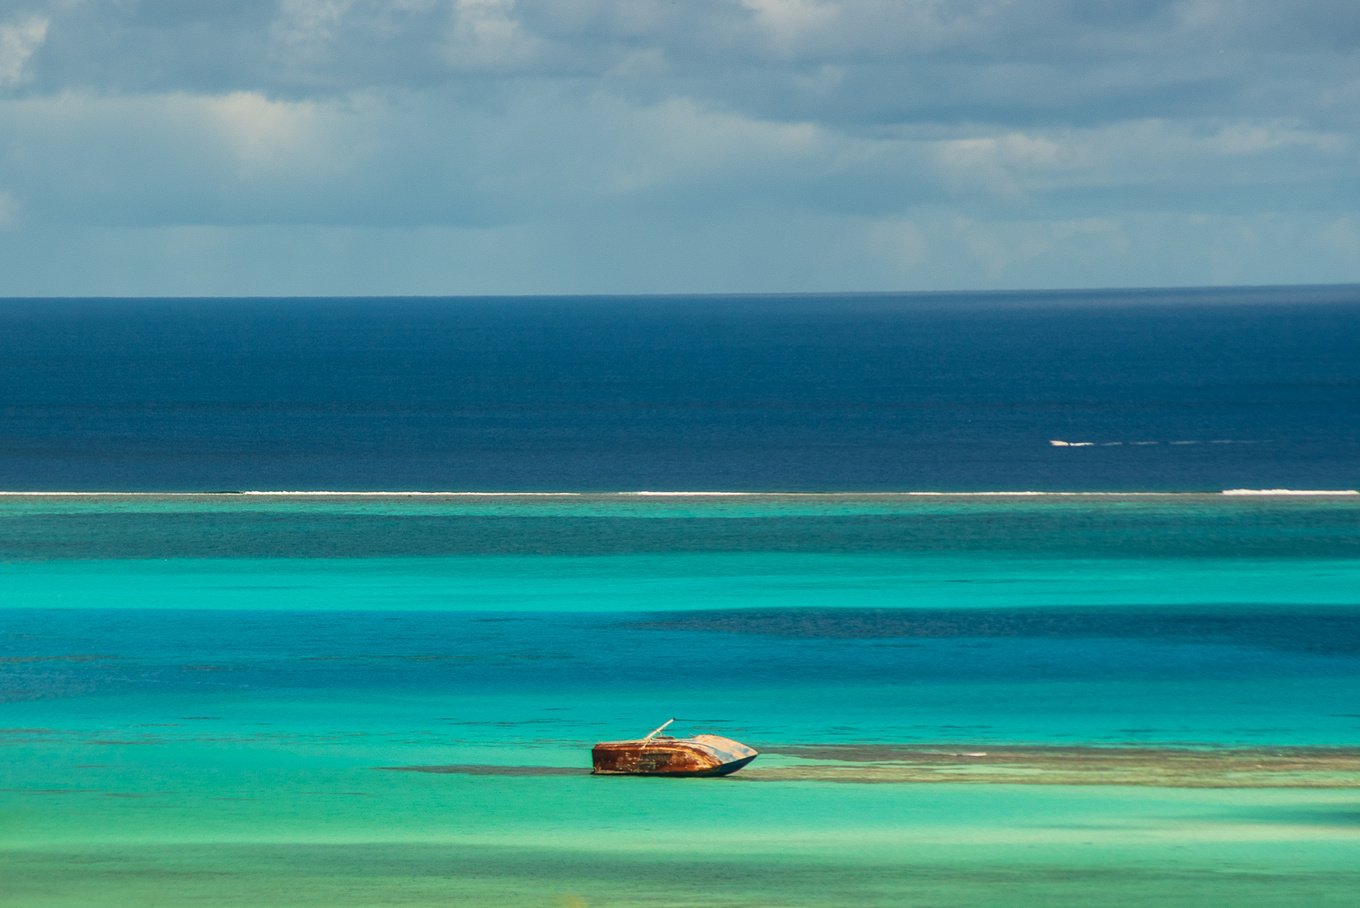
4 770 1359 907
3 495 1359 905
6 553 1360 613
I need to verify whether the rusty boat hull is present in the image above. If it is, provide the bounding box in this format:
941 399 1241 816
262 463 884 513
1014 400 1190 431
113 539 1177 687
592 734 759 777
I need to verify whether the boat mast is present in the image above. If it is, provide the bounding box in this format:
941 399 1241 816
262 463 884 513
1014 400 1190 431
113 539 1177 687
641 718 675 742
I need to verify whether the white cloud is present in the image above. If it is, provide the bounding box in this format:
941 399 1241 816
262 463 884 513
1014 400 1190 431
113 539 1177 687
0 14 47 88
0 90 386 227
1208 120 1346 156
912 118 1354 206
446 0 541 70
270 0 358 56
741 0 841 55
201 91 338 177
934 133 1076 202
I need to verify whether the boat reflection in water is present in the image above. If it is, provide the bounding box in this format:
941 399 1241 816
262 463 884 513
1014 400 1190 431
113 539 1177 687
592 719 759 777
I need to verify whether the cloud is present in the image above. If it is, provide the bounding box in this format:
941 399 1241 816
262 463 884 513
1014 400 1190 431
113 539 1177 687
5 81 1353 233
1 0 1359 293
10 1 1354 114
741 0 841 55
0 14 47 88
445 0 542 70
934 133 1074 203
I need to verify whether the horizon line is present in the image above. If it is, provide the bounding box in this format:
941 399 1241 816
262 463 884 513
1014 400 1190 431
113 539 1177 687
1 282 1358 304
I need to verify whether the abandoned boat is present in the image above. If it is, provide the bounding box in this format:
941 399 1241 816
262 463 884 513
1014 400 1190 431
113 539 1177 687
591 719 759 777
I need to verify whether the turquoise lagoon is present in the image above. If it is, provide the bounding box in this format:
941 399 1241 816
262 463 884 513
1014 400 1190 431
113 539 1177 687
3 493 1360 906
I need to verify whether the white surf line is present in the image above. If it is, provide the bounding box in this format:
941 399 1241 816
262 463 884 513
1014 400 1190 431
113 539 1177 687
0 490 587 497
0 490 1314 498
629 491 752 496
626 490 1312 497
628 490 1134 496
1221 489 1359 496
243 491 587 496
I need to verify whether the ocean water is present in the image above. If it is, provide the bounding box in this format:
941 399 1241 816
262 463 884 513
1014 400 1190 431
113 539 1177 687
1 287 1358 491
5 492 1360 906
3 290 1360 906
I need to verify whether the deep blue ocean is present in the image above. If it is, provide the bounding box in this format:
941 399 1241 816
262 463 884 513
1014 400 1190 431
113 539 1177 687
3 289 1360 907
2 285 1357 491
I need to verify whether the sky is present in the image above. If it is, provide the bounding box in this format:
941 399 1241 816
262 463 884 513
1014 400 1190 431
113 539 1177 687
0 0 1358 295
